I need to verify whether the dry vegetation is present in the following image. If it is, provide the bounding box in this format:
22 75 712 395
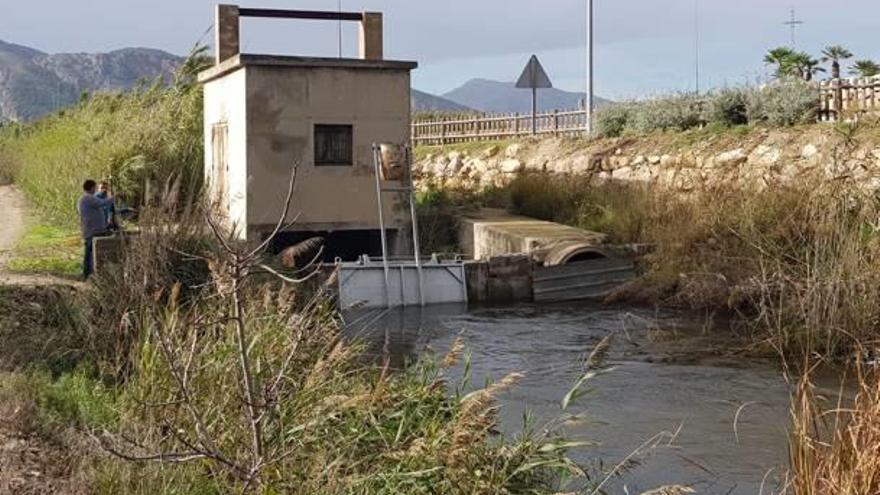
0 182 586 494
444 118 880 360
786 363 880 495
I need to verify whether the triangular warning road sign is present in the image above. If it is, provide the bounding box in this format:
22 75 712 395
515 55 553 89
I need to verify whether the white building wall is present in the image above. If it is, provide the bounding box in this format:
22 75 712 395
203 68 248 235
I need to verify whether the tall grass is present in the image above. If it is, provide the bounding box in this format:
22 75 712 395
786 364 880 495
503 168 880 357
0 56 206 226
100 290 579 493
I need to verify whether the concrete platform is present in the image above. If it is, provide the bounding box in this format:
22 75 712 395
458 208 607 264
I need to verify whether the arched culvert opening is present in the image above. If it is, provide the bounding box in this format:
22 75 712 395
566 249 608 263
542 242 610 266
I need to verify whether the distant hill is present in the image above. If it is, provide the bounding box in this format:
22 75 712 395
1 39 603 122
411 89 474 113
443 78 611 114
0 40 180 121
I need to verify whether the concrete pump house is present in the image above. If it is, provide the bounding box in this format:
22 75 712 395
199 5 417 258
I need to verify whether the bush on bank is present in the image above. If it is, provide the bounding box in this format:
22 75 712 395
593 78 819 138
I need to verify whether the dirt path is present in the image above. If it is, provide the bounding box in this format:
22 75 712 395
0 185 27 260
0 185 80 286
1 186 86 492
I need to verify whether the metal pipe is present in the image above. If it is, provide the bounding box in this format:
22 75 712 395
405 146 426 306
532 87 537 135
372 144 392 308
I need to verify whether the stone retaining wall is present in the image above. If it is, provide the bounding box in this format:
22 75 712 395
414 126 880 192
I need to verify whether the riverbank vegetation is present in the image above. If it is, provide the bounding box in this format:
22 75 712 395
0 202 585 493
418 116 880 360
787 364 880 495
424 159 880 360
0 51 206 227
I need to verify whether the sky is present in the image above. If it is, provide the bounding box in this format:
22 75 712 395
3 0 880 99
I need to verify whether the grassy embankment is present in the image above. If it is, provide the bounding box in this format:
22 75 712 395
0 61 596 494
0 62 204 278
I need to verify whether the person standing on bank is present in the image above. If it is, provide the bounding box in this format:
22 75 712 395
95 180 116 230
77 179 114 280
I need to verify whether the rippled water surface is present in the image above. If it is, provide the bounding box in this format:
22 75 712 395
344 302 841 494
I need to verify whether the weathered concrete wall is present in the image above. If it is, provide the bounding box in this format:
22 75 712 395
415 126 880 193
203 67 248 232
465 255 532 303
201 55 416 244
244 64 412 234
459 208 606 261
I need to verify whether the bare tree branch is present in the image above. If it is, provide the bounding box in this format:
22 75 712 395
245 163 299 260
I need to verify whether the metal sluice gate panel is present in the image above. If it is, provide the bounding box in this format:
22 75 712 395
338 257 468 309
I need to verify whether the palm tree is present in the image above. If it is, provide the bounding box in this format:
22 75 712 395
821 45 853 79
850 60 880 78
765 47 797 78
789 52 825 81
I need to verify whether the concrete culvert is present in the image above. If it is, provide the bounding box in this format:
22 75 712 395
542 242 610 266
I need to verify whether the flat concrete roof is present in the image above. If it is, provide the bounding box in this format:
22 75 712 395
198 53 418 83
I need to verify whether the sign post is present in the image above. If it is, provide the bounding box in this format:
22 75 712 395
516 55 553 135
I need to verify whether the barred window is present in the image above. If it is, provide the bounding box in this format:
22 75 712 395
314 124 353 166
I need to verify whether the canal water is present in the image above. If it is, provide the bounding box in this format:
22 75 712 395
343 302 842 494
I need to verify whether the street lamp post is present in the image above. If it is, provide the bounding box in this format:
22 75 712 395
586 0 594 136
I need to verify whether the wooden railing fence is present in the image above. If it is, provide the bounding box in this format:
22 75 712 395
818 77 880 122
412 110 588 145
413 77 880 145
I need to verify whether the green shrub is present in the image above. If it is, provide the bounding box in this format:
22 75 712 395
706 87 751 126
747 78 819 126
592 103 633 138
40 369 119 429
416 187 461 254
630 93 705 133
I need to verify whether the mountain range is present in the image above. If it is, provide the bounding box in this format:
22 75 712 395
0 40 180 121
441 78 611 114
0 40 606 121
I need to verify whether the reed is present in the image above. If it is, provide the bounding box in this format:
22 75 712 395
0 50 208 226
503 164 880 358
786 364 880 495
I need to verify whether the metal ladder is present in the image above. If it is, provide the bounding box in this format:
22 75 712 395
371 143 425 308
